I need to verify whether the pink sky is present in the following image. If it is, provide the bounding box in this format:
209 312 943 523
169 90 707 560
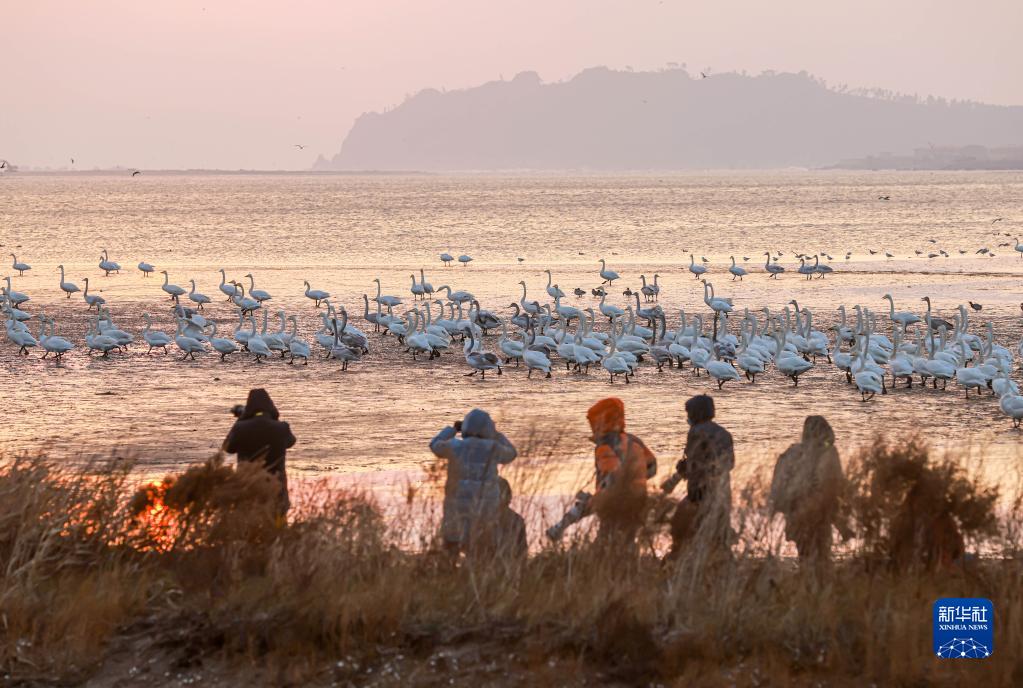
3 0 1021 169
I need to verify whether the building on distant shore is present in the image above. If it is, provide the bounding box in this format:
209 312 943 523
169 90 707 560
832 144 1023 170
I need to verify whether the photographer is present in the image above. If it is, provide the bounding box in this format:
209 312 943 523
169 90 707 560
224 388 296 514
586 397 657 550
666 395 733 560
430 409 517 557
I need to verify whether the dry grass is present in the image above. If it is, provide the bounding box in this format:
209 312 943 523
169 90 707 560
0 436 1021 686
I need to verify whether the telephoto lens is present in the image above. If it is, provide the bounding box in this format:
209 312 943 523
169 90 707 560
230 404 245 418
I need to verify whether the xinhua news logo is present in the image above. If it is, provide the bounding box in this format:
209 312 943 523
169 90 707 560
933 598 993 659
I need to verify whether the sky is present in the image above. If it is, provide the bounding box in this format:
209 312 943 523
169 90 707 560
3 0 1021 170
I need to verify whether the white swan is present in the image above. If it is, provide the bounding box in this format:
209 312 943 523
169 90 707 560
2 276 29 306
462 326 501 379
218 269 239 300
728 256 748 281
245 274 272 303
409 273 426 300
245 316 271 361
688 254 707 279
764 252 785 278
188 280 211 310
138 261 155 277
6 318 37 355
208 322 238 361
544 270 565 299
99 249 121 276
372 278 403 307
160 271 186 303
440 252 454 267
142 312 172 354
10 254 31 276
419 269 434 298
85 318 119 357
174 319 206 360
285 316 310 364
81 277 106 311
58 265 80 298
598 258 620 285
458 254 473 267
303 280 330 307
39 317 74 360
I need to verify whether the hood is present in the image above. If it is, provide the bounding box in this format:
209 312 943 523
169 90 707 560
242 388 279 420
461 408 496 438
801 415 834 447
587 397 625 435
685 394 715 424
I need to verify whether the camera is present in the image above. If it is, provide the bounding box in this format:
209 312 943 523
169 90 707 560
545 491 592 541
230 404 245 418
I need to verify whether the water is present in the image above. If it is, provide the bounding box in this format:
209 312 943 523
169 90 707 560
2 171 1022 488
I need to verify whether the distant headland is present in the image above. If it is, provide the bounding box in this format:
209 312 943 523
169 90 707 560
316 67 1023 172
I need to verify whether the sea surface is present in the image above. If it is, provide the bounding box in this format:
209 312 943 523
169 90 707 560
2 171 1022 493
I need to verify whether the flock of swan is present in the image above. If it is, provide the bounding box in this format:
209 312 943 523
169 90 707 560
4 249 1023 428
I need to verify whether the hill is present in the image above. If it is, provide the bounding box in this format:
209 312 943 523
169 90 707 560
317 68 1023 171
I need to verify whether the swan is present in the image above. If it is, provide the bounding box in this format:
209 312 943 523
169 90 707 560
601 326 633 384
58 265 80 298
797 258 816 280
85 319 119 357
6 318 37 355
545 270 565 299
95 308 133 350
39 317 74 360
419 269 434 298
303 280 330 307
436 284 474 305
598 292 624 321
728 257 748 281
173 319 205 360
409 274 426 300
142 312 172 354
206 322 238 361
218 269 239 300
244 316 271 361
138 261 155 277
999 390 1023 427
77 277 105 311
230 282 261 315
283 316 310 364
245 274 272 303
1015 238 1023 259
458 254 473 267
440 252 454 267
361 293 387 332
813 255 833 278
598 258 620 285
514 282 541 317
774 328 814 386
921 296 952 332
736 331 765 382
639 275 656 302
328 317 363 370
498 321 525 365
881 294 920 332
99 249 121 276
764 252 785 278
522 330 553 378
688 255 707 279
462 326 501 379
404 310 435 361
160 271 186 303
472 301 502 334
956 345 989 398
507 302 531 331
702 280 733 314
332 306 370 354
187 280 211 310
10 254 30 276
923 320 955 389
260 309 288 357
370 278 403 308
2 276 29 306
2 299 30 326
554 294 581 323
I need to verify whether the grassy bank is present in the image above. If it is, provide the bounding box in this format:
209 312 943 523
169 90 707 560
0 437 1020 686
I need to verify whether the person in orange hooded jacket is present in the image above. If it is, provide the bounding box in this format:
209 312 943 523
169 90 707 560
586 397 657 546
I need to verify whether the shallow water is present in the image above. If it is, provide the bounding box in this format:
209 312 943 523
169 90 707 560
2 171 1022 489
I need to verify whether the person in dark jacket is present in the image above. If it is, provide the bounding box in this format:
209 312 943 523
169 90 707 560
430 409 517 556
224 388 296 513
667 395 734 559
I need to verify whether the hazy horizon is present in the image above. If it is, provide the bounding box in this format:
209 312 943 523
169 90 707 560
4 1 1022 170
